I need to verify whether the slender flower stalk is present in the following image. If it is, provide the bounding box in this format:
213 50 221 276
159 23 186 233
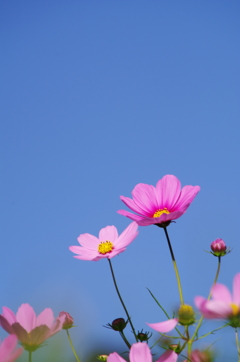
235 328 240 362
29 351 32 362
66 330 81 362
163 227 184 305
188 256 222 355
108 259 138 342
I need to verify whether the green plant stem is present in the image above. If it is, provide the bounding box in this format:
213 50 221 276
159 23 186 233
108 258 138 342
28 351 32 362
188 256 222 356
66 330 81 362
163 227 184 305
235 328 240 362
119 331 131 349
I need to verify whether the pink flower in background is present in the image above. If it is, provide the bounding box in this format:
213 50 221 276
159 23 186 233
0 304 65 352
195 273 240 327
0 335 23 362
118 175 200 226
69 222 138 261
107 342 178 362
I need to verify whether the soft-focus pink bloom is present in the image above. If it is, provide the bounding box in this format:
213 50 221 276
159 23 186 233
69 222 138 261
59 311 74 330
0 304 65 352
118 175 200 226
188 350 212 362
107 342 178 362
147 318 178 333
0 335 23 362
195 273 240 326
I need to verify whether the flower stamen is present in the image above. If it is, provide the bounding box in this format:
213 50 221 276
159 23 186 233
230 303 239 316
153 208 170 218
98 241 114 255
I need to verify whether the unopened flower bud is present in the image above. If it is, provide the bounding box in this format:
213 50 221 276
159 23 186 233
137 329 152 342
106 318 127 332
169 343 181 353
59 311 74 330
178 304 195 326
210 239 227 257
97 355 108 361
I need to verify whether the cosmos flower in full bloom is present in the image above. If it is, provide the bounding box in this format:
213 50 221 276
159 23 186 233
69 222 138 261
0 335 23 362
0 304 65 352
118 175 200 226
195 273 240 327
107 342 178 362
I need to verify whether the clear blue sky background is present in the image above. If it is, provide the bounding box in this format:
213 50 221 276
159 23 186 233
1 1 240 361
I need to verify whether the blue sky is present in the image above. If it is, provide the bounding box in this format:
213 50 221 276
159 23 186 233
1 1 240 361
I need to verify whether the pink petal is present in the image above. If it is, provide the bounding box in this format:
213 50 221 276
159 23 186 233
211 283 232 303
114 222 138 248
156 350 178 362
29 325 50 346
129 342 152 362
147 318 178 333
117 210 156 226
37 308 54 328
120 196 150 216
107 352 126 362
132 183 158 214
1 307 17 325
0 335 23 362
99 226 118 242
155 175 181 210
77 233 99 250
195 297 232 319
233 273 240 305
11 323 30 345
173 185 200 211
16 304 37 333
0 316 14 334
107 248 126 259
69 246 99 258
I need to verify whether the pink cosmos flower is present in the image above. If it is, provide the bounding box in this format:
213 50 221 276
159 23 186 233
0 304 65 352
118 175 200 226
195 273 240 327
69 222 138 261
0 335 23 362
107 342 178 362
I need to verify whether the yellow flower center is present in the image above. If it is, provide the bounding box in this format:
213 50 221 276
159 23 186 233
230 303 240 316
153 208 170 218
98 241 114 255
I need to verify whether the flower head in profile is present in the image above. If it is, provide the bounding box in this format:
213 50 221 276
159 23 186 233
195 273 240 327
0 304 65 352
118 175 200 226
107 342 178 362
0 335 23 362
69 222 138 261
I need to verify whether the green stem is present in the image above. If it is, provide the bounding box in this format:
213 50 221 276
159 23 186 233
235 328 240 362
188 256 222 356
108 258 138 342
66 330 81 362
28 351 32 362
119 331 131 349
163 227 184 305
